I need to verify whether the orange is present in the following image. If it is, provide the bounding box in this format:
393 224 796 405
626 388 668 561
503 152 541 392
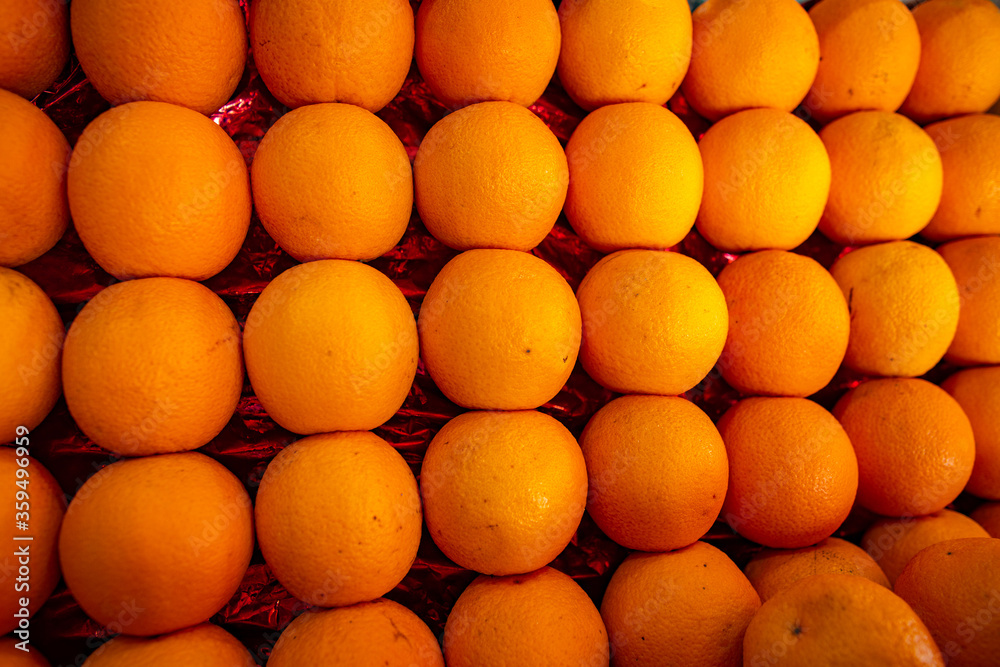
716 250 849 397
0 268 62 444
58 452 253 636
444 567 608 667
62 278 243 456
556 0 692 111
818 111 943 246
0 89 69 267
580 395 727 552
719 398 858 549
0 0 69 99
895 538 1000 667
743 573 944 666
67 101 251 281
82 623 255 667
420 410 587 575
417 249 580 410
0 450 64 635
683 0 820 121
971 502 1000 537
937 236 1000 366
830 241 959 377
922 115 1000 241
744 538 890 603
415 0 560 109
862 510 990 585
943 367 1000 499
269 599 444 667
577 249 728 395
696 108 831 252
833 378 975 517
0 637 50 667
414 101 567 251
244 260 417 434
251 0 413 112
564 103 703 253
805 0 921 124
900 0 1000 124
255 432 421 607
601 542 761 666
70 0 246 115
251 103 412 262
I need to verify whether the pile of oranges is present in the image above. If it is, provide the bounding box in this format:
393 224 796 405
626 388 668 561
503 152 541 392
2 0 1000 665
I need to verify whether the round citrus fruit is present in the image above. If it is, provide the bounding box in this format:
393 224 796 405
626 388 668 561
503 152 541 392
252 103 412 262
862 510 990 585
564 102 703 253
70 0 246 114
556 0 692 111
818 111 943 246
900 0 1000 124
443 567 609 667
716 250 849 397
58 452 254 636
971 502 1000 537
830 241 959 377
444 567 608 667
743 573 944 666
67 101 251 281
580 395 727 552
895 538 1000 667
834 378 975 517
415 0 560 109
696 108 831 252
577 249 728 395
420 410 587 575
62 278 243 456
943 366 1000 499
719 397 858 549
744 538 890 603
414 101 567 251
251 0 413 112
0 88 69 267
256 432 421 607
82 623 255 667
805 0 921 123
417 249 580 410
269 599 444 667
244 260 418 434
0 0 69 99
937 235 1000 366
0 267 62 444
683 0 819 121
601 542 761 666
0 449 64 635
922 114 1000 241
0 636 50 667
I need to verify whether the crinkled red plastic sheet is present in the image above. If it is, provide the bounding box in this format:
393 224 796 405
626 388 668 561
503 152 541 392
18 1 975 664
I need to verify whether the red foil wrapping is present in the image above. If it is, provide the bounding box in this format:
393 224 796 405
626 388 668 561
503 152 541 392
18 1 974 664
